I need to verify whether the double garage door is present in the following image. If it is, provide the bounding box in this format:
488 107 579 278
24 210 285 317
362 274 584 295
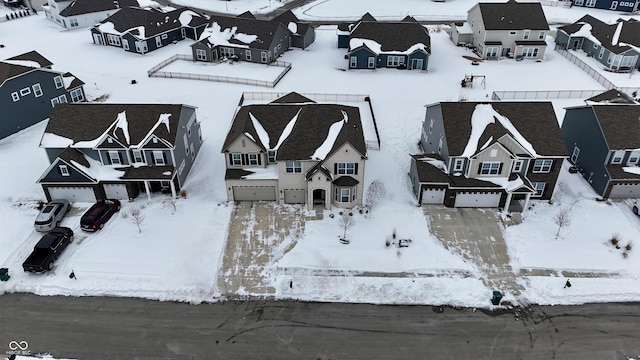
232 186 277 201
454 191 501 208
48 186 97 203
608 183 640 199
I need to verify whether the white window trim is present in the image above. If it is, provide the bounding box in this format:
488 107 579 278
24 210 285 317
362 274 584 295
286 161 302 174
231 153 242 166
337 163 355 175
153 151 165 165
453 159 464 172
54 75 64 89
248 153 259 165
480 161 501 175
532 182 546 197
611 150 625 164
108 151 121 164
59 165 70 176
11 92 19 102
20 87 31 96
532 159 553 173
32 83 43 97
512 159 524 172
132 149 144 163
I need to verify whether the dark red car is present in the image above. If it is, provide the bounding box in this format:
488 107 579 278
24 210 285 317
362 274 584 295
80 199 121 232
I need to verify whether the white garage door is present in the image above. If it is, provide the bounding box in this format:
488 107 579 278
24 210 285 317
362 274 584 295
454 191 501 208
284 189 305 204
104 184 128 200
609 183 640 199
48 186 96 203
421 188 445 205
233 186 277 201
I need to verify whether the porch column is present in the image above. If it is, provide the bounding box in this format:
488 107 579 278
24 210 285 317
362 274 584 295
522 193 532 212
144 180 151 199
170 181 177 198
503 192 513 213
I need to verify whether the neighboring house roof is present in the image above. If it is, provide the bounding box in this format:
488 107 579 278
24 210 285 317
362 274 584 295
222 92 367 161
437 102 566 157
349 19 431 54
586 89 638 104
558 15 640 55
197 13 289 50
476 0 549 30
95 6 207 39
5 50 53 68
591 105 640 150
61 72 85 89
272 9 313 35
59 0 138 17
40 103 188 148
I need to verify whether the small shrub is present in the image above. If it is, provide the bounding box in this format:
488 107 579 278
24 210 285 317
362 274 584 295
610 236 619 247
625 242 633 252
339 211 344 216
392 228 397 239
622 252 629 258
179 189 187 198
385 239 391 247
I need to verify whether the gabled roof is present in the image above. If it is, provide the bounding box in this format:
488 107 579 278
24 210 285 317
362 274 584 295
558 15 640 54
591 105 640 150
269 91 315 104
586 89 638 104
237 11 256 19
349 20 431 53
411 154 502 187
222 93 366 161
199 13 288 50
41 103 187 148
476 0 549 30
60 0 138 17
272 9 313 35
338 12 377 32
436 102 566 157
95 6 207 38
5 50 52 68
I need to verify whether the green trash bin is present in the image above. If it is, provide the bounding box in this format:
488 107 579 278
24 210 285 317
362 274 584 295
491 291 502 305
0 268 9 281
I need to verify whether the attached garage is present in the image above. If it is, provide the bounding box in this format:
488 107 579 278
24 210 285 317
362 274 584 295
454 191 501 208
104 184 129 200
421 188 445 205
48 186 97 203
232 186 277 201
284 189 305 204
608 183 640 199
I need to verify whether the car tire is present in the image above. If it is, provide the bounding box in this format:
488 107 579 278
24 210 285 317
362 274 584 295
67 204 71 211
634 206 639 215
55 221 60 228
117 205 121 211
48 261 54 271
99 223 104 230
69 235 74 243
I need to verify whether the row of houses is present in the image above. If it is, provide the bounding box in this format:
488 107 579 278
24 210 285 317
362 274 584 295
27 88 640 213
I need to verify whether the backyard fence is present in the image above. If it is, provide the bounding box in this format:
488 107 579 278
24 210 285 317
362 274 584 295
147 54 292 88
491 89 603 100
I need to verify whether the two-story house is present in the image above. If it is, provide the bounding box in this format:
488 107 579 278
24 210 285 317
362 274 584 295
43 0 138 29
450 0 549 61
190 10 314 64
562 104 640 198
222 92 367 210
1 50 86 140
555 16 640 72
91 6 208 54
37 103 203 203
337 13 430 70
569 0 639 13
409 102 567 211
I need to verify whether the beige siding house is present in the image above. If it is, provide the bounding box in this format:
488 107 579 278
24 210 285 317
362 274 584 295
222 92 368 210
450 0 549 61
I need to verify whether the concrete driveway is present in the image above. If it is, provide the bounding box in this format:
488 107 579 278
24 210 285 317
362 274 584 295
424 206 525 297
217 202 304 298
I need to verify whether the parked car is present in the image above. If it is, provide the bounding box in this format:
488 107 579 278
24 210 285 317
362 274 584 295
633 201 639 215
22 227 74 273
80 199 121 232
34 199 71 232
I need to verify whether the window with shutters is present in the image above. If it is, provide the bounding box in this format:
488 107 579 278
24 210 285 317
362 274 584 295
286 161 302 173
231 153 242 166
336 163 356 175
532 159 553 172
248 153 259 166
108 151 121 164
153 151 165 165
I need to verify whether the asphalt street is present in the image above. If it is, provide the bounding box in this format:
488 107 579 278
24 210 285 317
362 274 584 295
2 294 640 360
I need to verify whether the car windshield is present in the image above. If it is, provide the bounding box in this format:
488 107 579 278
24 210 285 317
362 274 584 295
81 216 95 225
42 205 54 213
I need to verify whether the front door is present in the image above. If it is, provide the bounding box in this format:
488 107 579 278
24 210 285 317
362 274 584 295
410 58 423 70
312 189 326 206
93 33 103 45
572 40 580 50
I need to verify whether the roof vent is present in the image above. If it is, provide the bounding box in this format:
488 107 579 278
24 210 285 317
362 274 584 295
501 16 504 21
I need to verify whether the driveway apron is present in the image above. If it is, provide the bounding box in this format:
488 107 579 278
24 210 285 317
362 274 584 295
424 206 524 296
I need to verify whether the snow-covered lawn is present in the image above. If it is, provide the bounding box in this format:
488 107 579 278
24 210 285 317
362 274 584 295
0 0 639 307
156 57 289 83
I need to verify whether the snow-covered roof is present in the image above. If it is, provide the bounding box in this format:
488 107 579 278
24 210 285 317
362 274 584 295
348 20 431 54
559 15 640 54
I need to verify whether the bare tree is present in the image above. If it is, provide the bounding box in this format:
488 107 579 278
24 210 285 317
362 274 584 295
554 207 572 237
163 198 177 213
128 205 145 233
365 180 387 216
340 213 355 241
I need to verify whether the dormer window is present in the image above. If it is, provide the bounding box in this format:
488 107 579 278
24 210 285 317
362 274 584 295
108 151 121 164
453 159 464 172
153 151 165 165
107 138 113 144
132 149 144 163
611 151 624 164
267 150 276 163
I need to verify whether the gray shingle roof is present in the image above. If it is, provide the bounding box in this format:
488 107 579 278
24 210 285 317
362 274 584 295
118 165 175 180
586 89 638 104
43 103 186 147
558 15 640 54
222 93 366 161
477 0 549 30
97 6 207 38
438 102 566 156
58 147 91 168
592 105 640 150
349 20 431 53
60 0 138 17
6 50 52 68
225 168 257 180
0 62 34 84
203 13 287 50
